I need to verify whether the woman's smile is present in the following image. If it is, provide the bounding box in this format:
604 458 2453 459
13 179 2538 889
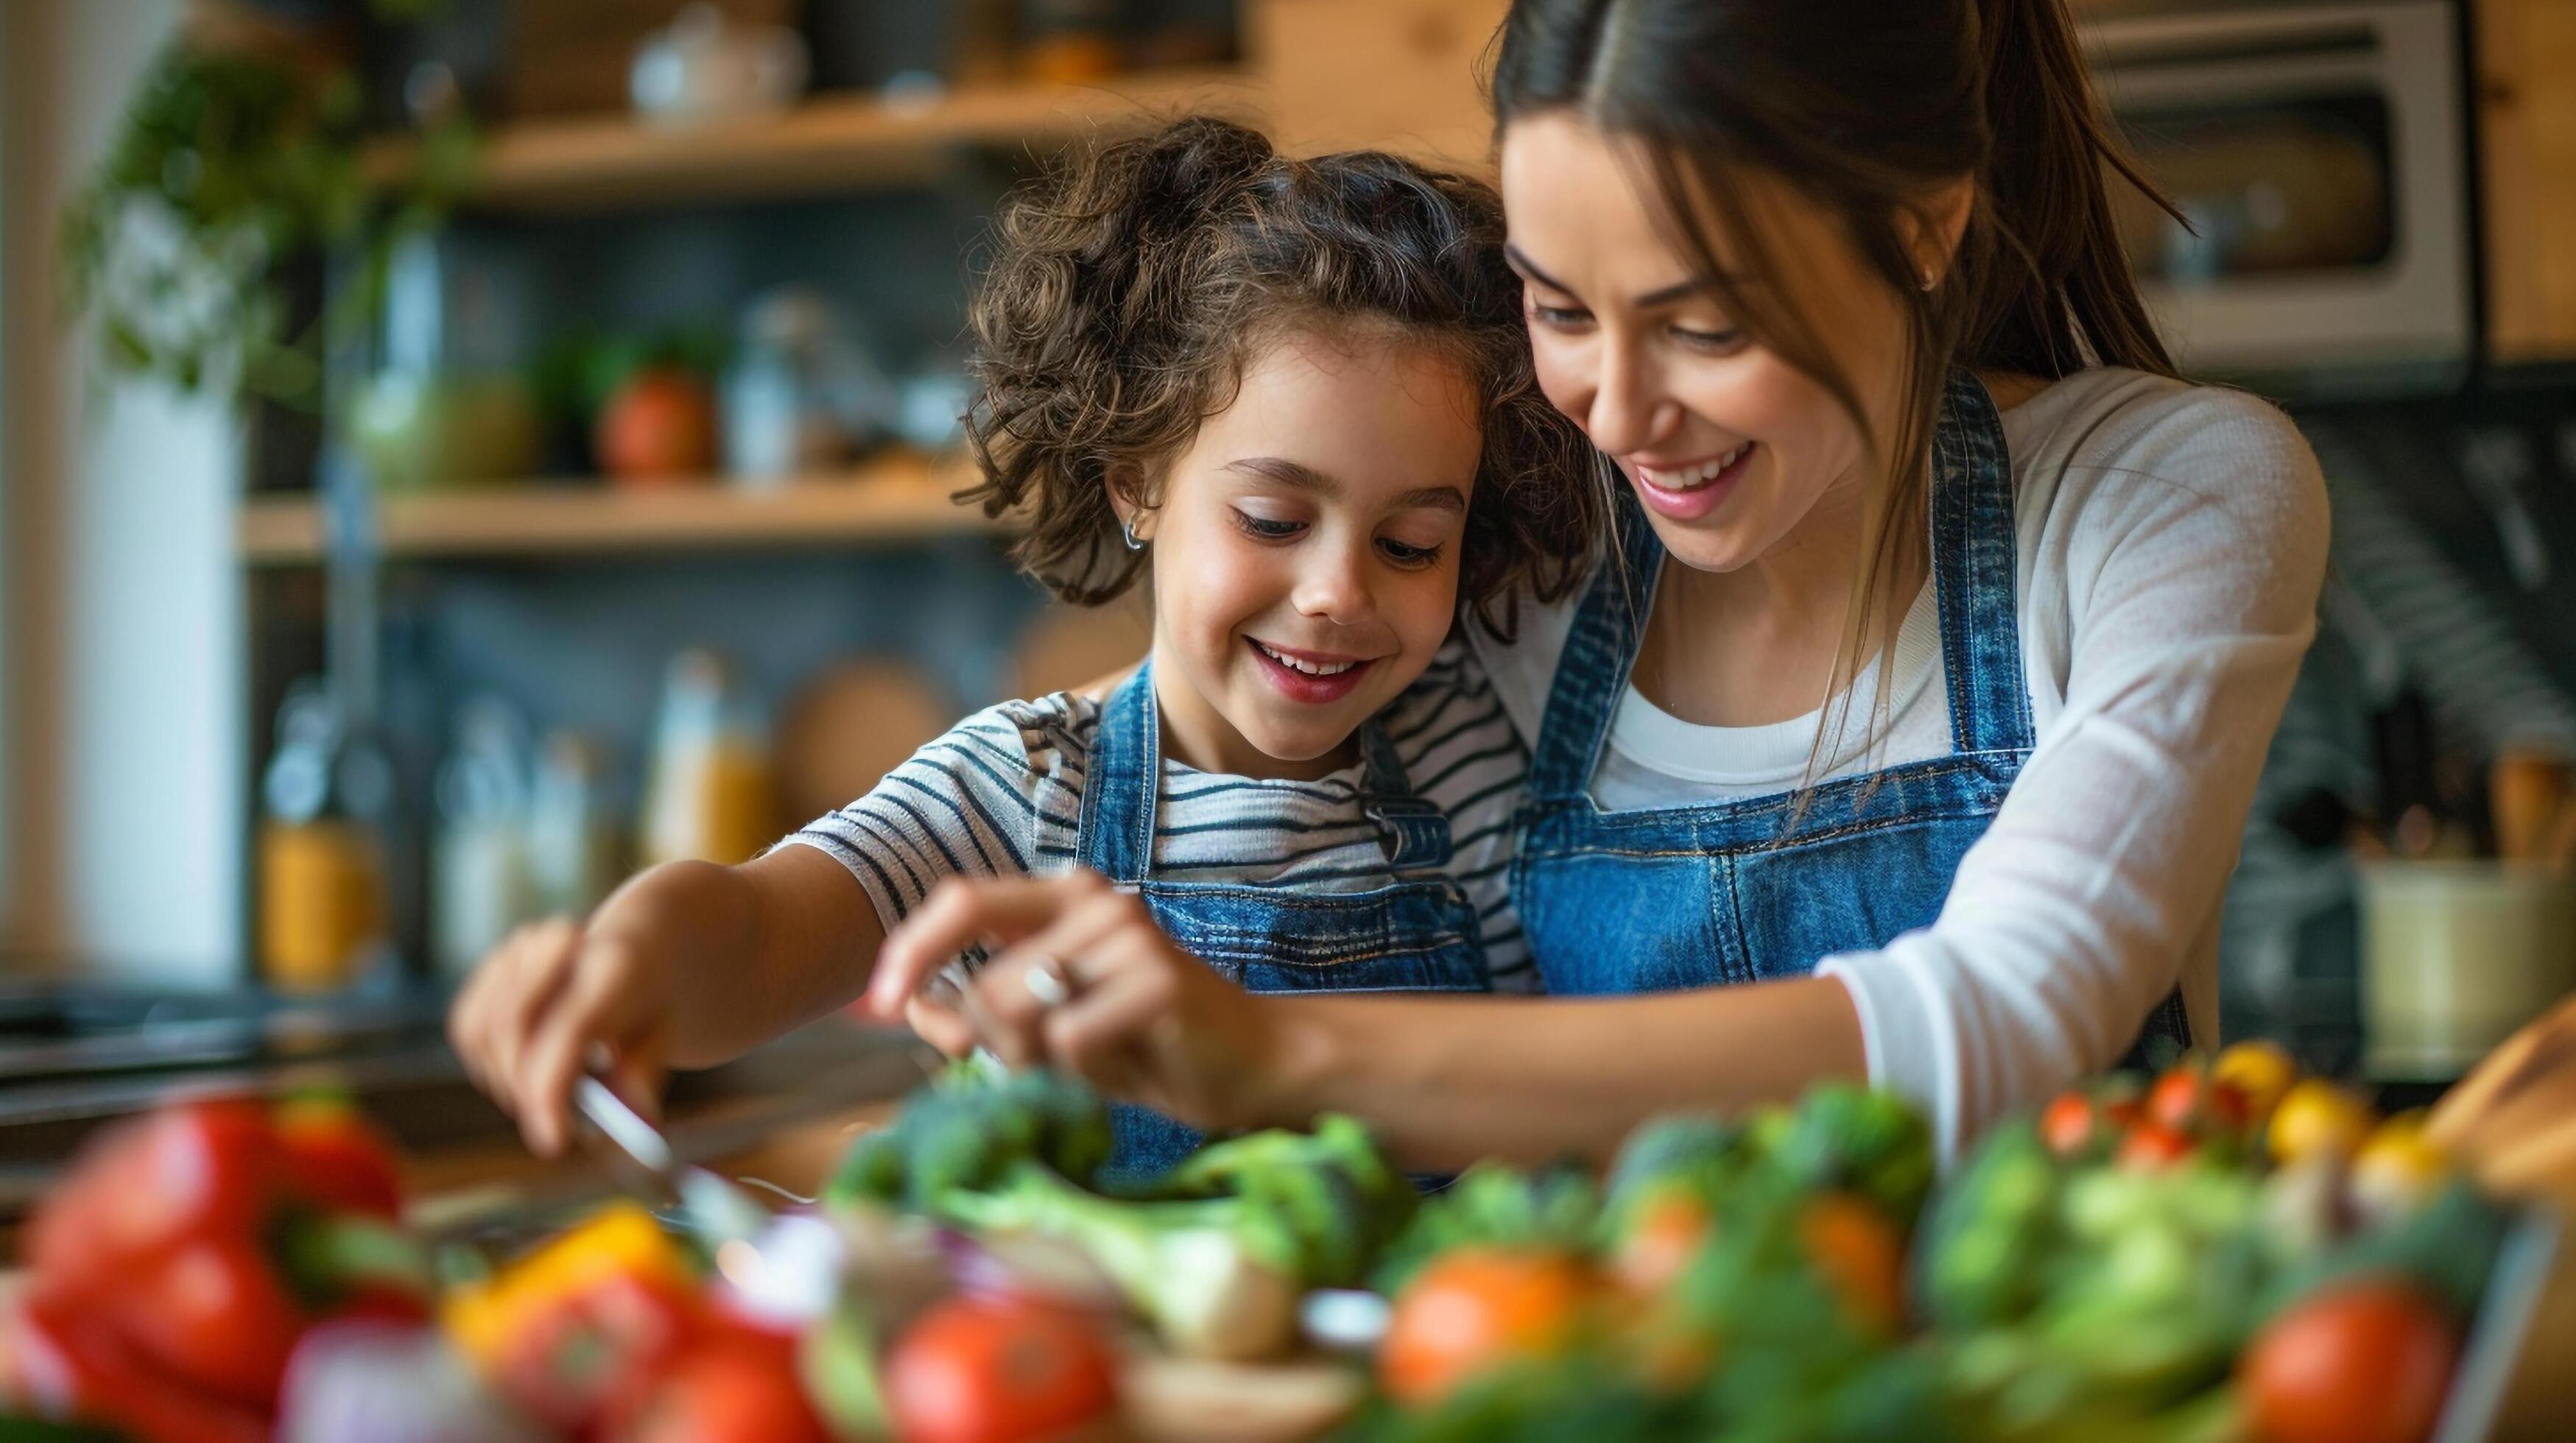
1627 441 1759 521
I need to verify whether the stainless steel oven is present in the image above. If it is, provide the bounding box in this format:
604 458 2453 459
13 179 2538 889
2082 0 2471 392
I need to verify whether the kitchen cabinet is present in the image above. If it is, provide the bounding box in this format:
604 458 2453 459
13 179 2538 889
2476 0 2576 363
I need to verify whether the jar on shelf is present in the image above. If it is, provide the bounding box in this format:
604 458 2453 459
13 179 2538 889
641 649 778 868
432 697 536 980
259 680 395 992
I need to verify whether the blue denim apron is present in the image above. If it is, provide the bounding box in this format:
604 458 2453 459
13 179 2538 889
1077 663 1493 1182
1511 373 2191 1065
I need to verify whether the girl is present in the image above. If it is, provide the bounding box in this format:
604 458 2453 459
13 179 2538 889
448 117 1602 1175
865 0 2329 1169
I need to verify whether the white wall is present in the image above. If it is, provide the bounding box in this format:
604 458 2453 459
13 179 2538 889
3 0 244 985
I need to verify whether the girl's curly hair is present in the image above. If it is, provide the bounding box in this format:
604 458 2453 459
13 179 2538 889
960 116 1605 636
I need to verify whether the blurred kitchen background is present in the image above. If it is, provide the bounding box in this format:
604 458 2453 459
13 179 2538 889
0 0 2569 1165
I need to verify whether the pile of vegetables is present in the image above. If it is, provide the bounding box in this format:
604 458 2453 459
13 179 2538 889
1352 1043 2516 1443
0 1041 2533 1443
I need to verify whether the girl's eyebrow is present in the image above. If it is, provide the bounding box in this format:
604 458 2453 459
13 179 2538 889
1504 243 1722 311
1225 456 1466 512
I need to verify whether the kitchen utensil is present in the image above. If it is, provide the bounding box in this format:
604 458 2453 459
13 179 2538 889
572 1075 772 1248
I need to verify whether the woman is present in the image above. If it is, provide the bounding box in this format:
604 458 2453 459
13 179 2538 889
866 0 2329 1166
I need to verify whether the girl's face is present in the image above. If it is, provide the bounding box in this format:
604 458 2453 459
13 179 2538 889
1125 328 1480 779
1498 113 1915 575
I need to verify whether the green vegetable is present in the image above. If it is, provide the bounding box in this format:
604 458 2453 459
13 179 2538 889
1919 1121 2066 1330
1370 1162 1600 1294
825 1057 1113 1210
1764 1084 1938 1229
827 1062 1410 1358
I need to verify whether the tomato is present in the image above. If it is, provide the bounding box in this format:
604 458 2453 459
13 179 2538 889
597 368 717 481
274 1101 405 1219
2038 1093 2098 1157
2269 1080 2376 1167
615 1330 828 1443
2242 1277 2458 1443
2118 1121 2195 1171
2214 1040 2299 1123
1797 1193 1907 1338
885 1296 1118 1443
1611 1193 1712 1294
2149 1066 2254 1136
1380 1248 1595 1406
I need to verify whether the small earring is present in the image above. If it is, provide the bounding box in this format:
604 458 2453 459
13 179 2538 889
1920 268 1941 292
1119 516 1146 551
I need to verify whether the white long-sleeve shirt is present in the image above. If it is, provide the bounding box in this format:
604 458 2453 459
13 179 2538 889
1470 367 2329 1155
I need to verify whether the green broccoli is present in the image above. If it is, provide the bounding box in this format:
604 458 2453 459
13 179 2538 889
938 1161 1310 1358
826 1064 1412 1358
1370 1162 1601 1294
1765 1084 1938 1228
824 1057 1113 1210
1149 1115 1421 1287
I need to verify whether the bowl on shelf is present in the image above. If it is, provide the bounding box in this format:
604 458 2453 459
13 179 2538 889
348 371 542 495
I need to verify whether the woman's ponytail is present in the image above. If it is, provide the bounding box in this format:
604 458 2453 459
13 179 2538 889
1965 0 2180 378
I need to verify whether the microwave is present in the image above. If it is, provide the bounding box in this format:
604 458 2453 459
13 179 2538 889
2082 0 2471 393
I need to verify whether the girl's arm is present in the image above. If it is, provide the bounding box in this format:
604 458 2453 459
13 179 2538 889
869 873 1865 1171
448 847 884 1156
453 696 1068 1155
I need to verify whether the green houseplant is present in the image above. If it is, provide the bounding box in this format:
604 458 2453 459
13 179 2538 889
56 0 477 413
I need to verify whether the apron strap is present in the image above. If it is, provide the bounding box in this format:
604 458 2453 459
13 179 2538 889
1929 370 2037 757
1524 495 1663 804
1075 665 1161 885
1074 660 1455 878
1356 716 1453 871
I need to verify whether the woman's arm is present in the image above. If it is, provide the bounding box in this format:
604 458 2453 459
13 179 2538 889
869 873 1866 1171
1815 387 2330 1152
1256 980 1866 1169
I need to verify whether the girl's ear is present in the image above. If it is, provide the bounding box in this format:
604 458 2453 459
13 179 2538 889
1105 462 1157 542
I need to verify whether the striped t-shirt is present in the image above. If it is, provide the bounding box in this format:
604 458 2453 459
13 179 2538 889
786 641 1535 989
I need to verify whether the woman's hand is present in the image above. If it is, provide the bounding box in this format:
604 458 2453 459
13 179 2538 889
447 914 675 1158
866 871 1289 1132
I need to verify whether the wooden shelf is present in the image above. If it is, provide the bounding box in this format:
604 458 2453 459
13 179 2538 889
375 68 1267 212
238 455 1005 564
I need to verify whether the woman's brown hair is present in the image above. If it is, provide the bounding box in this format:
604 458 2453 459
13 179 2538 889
1492 0 2183 773
960 116 1604 635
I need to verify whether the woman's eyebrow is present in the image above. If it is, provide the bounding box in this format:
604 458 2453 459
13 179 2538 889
1505 243 1722 310
1225 457 1464 512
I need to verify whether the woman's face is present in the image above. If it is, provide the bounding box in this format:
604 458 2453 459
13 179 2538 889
1499 113 1915 575
1125 328 1479 778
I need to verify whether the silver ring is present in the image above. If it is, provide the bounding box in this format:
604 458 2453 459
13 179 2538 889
1024 959 1072 1008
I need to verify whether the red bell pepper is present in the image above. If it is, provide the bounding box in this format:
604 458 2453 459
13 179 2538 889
1 1285 270 1443
12 1096 429 1422
27 1100 278 1298
273 1095 405 1220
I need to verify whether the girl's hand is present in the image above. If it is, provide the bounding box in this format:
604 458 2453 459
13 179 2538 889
868 872 1286 1132
447 916 675 1157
